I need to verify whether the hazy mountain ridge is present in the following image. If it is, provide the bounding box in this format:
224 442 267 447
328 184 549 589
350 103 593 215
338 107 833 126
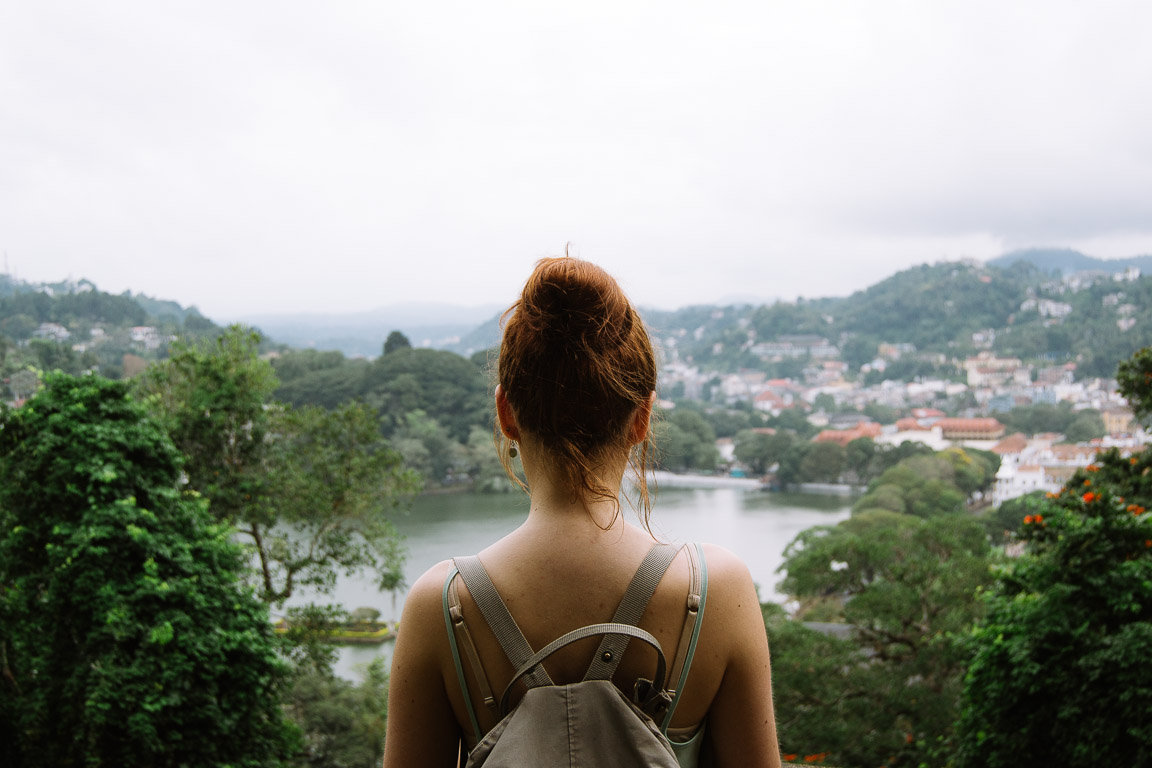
233 302 504 358
9 247 1152 367
988 248 1152 275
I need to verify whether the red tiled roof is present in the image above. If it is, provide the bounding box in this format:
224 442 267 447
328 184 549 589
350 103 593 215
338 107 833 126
992 433 1028 454
813 422 882 446
936 417 1005 437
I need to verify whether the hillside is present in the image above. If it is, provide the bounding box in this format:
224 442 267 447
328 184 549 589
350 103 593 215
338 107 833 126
644 258 1152 379
0 275 220 387
10 246 1152 398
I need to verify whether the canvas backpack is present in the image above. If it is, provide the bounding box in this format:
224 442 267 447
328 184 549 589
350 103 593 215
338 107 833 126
442 542 707 768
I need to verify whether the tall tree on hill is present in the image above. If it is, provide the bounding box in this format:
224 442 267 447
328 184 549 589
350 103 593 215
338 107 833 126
383 330 411 355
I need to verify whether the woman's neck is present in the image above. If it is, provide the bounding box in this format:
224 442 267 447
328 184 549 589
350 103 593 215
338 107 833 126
517 438 631 536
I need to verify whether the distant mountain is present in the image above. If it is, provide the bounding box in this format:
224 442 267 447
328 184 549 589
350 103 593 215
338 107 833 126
233 302 504 358
988 248 1152 275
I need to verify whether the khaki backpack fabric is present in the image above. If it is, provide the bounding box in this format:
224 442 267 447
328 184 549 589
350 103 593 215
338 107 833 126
442 543 708 768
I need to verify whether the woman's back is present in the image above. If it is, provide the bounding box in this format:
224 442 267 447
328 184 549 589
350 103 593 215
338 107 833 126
382 257 780 767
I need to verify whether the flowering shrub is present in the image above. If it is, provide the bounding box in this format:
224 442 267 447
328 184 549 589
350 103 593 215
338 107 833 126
956 451 1152 767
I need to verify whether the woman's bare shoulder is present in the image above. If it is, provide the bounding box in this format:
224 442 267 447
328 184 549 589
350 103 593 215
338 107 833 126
698 544 759 598
694 544 781 767
401 559 456 626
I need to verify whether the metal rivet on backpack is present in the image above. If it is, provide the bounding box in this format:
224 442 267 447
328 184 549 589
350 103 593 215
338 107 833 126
602 651 613 662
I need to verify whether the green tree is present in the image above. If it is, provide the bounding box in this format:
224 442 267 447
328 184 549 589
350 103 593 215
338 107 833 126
733 429 794 475
1117 345 1152 422
799 441 845 483
853 454 969 518
982 490 1048 538
956 486 1152 767
138 327 417 605
0 374 294 767
1063 410 1106 442
137 327 278 522
252 403 418 602
813 392 836 413
364 347 489 441
655 408 719 472
842 437 876 484
383 330 411 355
776 511 994 767
286 659 390 768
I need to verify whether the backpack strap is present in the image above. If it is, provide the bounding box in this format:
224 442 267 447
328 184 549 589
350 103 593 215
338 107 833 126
453 555 554 689
442 564 483 744
446 571 501 719
583 542 680 681
661 542 708 733
500 623 671 717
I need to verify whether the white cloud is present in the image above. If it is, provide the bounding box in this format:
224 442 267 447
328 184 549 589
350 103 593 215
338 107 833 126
2 1 1150 318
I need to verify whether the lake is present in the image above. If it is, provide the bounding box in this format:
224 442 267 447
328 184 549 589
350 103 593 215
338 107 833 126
288 487 852 680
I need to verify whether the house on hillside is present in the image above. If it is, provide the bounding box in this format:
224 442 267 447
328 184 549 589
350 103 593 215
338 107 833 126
935 417 1005 449
990 432 1108 505
33 322 71 342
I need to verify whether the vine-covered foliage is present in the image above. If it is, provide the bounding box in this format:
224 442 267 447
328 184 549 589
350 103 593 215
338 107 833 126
0 374 295 767
956 459 1152 766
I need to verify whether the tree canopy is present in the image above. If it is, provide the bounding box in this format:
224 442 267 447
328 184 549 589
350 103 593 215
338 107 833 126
137 327 418 605
0 374 294 767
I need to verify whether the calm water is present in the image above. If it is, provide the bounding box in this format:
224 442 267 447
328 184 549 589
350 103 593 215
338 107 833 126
290 488 851 680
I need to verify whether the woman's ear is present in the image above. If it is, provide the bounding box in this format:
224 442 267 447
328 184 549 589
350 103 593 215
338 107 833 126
629 391 657 445
495 385 521 441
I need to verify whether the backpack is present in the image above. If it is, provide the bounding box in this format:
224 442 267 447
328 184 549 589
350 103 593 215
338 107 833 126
442 542 708 767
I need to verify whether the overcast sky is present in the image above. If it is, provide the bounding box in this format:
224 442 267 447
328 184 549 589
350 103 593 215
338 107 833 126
3 1 1150 320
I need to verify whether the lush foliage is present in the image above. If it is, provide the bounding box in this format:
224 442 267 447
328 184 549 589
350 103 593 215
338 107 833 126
654 408 719 471
137 328 419 605
956 344 1152 765
956 468 1152 766
270 345 507 491
0 374 294 767
851 449 998 518
770 448 998 767
774 510 994 767
997 401 1106 441
285 659 390 768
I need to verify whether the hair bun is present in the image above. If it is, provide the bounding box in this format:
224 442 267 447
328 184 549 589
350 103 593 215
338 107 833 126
521 259 632 344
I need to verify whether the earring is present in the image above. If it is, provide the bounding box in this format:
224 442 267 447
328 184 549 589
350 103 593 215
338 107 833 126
508 441 518 459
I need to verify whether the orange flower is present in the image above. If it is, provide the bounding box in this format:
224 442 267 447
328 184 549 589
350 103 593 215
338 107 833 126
1083 492 1097 503
1083 479 1092 486
1087 464 1099 472
1132 457 1141 465
1146 540 1152 549
1128 504 1145 516
1023 515 1034 524
1035 514 1044 523
782 754 798 762
1046 492 1059 499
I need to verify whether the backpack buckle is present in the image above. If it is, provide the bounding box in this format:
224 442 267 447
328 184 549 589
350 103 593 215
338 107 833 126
633 678 673 719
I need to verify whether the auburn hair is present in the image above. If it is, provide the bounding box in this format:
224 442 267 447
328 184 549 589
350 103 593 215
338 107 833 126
497 256 658 529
